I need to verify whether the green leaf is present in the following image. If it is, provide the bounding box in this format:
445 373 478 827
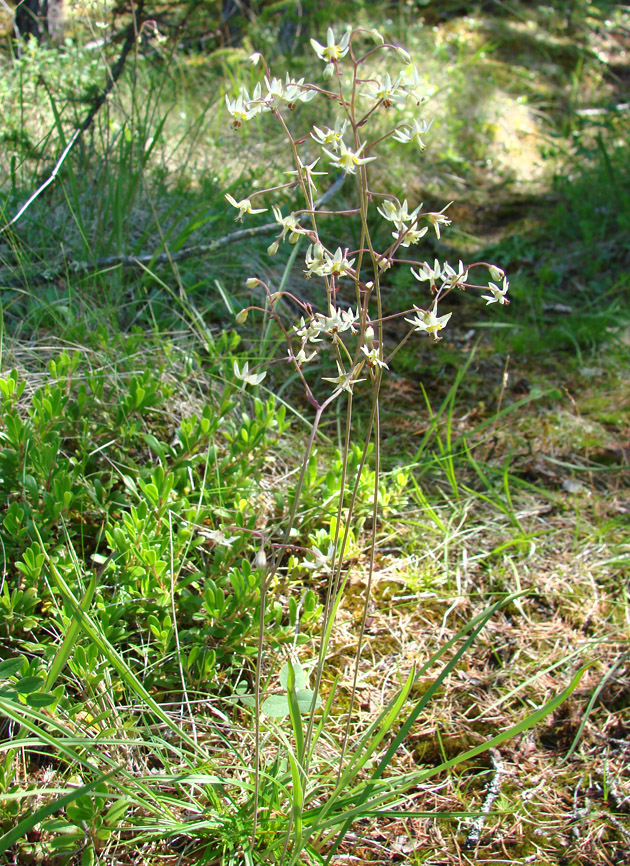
45 571 97 692
105 797 130 826
280 661 307 691
262 688 319 719
295 689 319 714
26 692 57 708
15 677 44 694
0 657 26 679
261 694 290 718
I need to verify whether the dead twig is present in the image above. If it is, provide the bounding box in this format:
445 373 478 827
465 748 505 850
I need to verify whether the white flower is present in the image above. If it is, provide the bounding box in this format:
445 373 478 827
322 363 365 393
311 119 348 152
405 306 452 341
310 27 351 65
264 74 316 107
411 259 443 291
322 141 376 175
442 260 469 288
200 528 239 548
233 360 267 386
272 206 305 244
327 247 356 277
364 72 406 107
293 346 318 366
300 543 335 574
399 64 424 103
360 344 388 369
394 224 429 247
225 89 261 126
425 203 452 239
378 198 422 229
224 194 267 221
392 117 433 149
481 278 510 305
316 305 359 337
304 245 355 278
304 243 327 277
286 157 327 194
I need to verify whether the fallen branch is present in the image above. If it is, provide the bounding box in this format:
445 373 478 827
0 173 346 286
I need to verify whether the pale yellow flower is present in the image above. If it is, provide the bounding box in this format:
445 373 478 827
224 194 267 221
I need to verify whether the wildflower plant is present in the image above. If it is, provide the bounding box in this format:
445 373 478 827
221 24 585 865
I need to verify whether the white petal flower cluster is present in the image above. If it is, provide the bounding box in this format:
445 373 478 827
296 306 359 345
225 86 262 126
392 117 433 149
263 74 317 108
304 244 355 279
377 198 428 247
311 119 348 151
364 72 408 108
411 259 469 291
377 198 422 226
364 62 424 107
291 305 359 370
404 307 452 341
225 76 315 127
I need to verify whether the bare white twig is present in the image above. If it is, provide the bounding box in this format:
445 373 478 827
1 129 82 234
465 748 505 850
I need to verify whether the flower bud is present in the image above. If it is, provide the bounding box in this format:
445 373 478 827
245 277 259 288
488 265 505 281
249 52 262 66
365 325 375 342
267 239 280 256
370 29 384 45
255 548 267 570
235 308 249 324
395 46 411 64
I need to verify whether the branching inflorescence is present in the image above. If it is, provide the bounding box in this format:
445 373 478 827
226 26 508 407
